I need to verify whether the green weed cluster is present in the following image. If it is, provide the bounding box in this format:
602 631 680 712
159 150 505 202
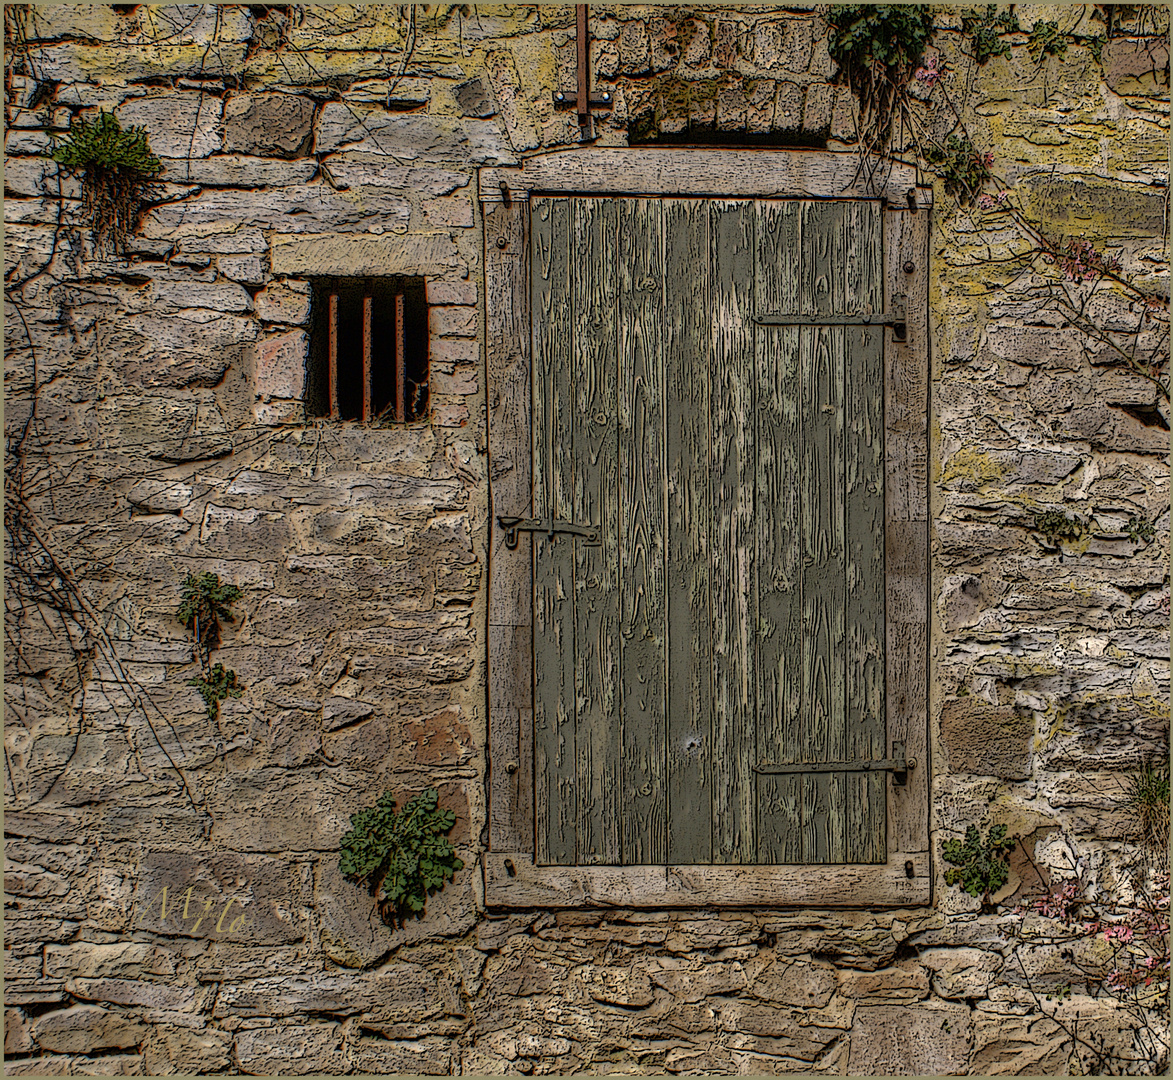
1033 510 1084 543
960 6 1020 64
51 110 161 254
177 571 244 723
943 823 1016 907
826 5 934 148
339 787 465 926
1126 516 1157 544
923 133 994 202
1124 762 1170 854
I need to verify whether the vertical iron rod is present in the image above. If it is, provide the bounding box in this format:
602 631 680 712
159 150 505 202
395 292 406 423
362 293 373 423
328 292 339 419
576 4 588 127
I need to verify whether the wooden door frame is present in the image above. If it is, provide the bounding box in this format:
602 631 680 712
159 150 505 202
480 148 931 908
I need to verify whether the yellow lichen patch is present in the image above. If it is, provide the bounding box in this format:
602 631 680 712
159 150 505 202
942 447 1005 487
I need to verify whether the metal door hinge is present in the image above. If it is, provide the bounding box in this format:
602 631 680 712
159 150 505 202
755 297 907 341
754 741 915 784
498 515 599 549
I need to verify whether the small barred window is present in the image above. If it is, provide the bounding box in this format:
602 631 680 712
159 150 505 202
306 277 429 422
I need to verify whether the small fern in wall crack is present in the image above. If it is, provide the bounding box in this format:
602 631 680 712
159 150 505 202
51 110 161 255
339 787 464 927
177 571 244 722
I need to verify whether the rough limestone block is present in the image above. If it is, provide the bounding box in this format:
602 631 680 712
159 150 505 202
426 279 477 306
421 196 475 228
455 77 497 117
801 83 833 136
233 1022 347 1076
917 946 1003 999
648 958 748 1003
1101 37 1171 96
44 942 177 981
848 999 972 1075
350 1038 456 1076
255 280 312 325
749 958 836 1007
223 93 316 157
619 21 652 75
64 978 199 1013
31 1005 147 1054
939 699 1034 779
836 964 931 1003
142 185 410 237
750 21 786 72
429 305 477 338
214 966 443 1018
254 330 308 401
151 280 252 314
143 1026 233 1075
774 81 804 132
131 850 305 945
3 1057 73 1076
717 83 748 130
116 93 223 158
578 964 655 1007
5 1007 33 1054
159 156 317 186
270 232 460 277
218 254 266 286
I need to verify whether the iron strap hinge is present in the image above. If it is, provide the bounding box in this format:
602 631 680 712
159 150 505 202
754 297 907 340
498 515 599 549
754 741 915 784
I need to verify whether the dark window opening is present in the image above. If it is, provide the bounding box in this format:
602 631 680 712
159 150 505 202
306 277 428 422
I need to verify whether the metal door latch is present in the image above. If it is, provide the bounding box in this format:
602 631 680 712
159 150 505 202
754 297 907 342
754 741 915 785
498 515 599 549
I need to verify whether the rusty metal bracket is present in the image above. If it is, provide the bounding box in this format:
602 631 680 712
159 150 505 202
754 741 915 785
498 515 599 549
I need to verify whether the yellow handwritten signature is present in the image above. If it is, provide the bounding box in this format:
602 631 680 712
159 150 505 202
138 885 253 934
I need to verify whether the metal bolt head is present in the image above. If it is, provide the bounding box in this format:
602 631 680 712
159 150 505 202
496 235 507 248
903 260 915 273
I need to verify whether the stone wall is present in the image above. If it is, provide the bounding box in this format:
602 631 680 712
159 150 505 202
4 4 1169 1075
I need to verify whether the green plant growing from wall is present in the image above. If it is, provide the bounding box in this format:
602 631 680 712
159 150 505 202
1033 510 1085 545
1126 516 1158 544
960 5 1020 64
923 133 994 202
943 823 1017 909
339 787 464 926
826 4 934 153
51 109 161 254
177 571 244 722
1123 761 1170 857
1027 20 1069 61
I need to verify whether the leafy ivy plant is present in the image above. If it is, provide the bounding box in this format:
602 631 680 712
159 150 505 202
339 787 464 926
960 5 1021 64
923 133 994 202
177 571 244 723
1033 510 1084 545
51 110 162 254
187 662 243 723
943 823 1017 908
826 5 935 149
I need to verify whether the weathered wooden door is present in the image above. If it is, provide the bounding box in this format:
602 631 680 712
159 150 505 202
531 196 886 866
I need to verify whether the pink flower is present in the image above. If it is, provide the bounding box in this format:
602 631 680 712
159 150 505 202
914 55 945 88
